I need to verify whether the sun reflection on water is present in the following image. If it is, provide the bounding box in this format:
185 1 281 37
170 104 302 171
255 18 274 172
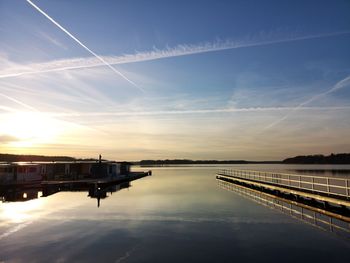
1 198 45 223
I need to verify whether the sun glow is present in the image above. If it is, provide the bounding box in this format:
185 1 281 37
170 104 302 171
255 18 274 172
0 111 65 147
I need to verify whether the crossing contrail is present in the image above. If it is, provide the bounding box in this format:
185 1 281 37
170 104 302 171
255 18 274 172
26 0 143 92
264 75 350 130
0 92 38 111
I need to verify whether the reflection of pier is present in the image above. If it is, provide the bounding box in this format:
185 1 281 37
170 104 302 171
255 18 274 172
0 171 151 207
88 182 131 207
217 169 350 209
217 179 350 239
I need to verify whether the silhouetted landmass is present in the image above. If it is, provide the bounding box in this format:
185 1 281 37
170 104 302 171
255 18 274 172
3 153 350 165
283 153 350 164
0 153 103 162
138 159 280 165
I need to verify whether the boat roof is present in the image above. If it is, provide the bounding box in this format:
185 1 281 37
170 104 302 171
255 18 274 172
0 161 120 166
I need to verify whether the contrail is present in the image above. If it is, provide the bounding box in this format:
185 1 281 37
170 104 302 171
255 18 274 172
264 75 350 130
40 105 350 118
0 92 38 111
26 0 143 92
1 29 350 79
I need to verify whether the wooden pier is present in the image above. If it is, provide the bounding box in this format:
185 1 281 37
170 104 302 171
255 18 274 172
217 169 350 209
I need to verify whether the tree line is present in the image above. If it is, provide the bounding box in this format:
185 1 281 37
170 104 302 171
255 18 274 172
282 153 350 164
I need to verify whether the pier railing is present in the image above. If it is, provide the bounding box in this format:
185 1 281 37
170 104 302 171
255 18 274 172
217 169 350 199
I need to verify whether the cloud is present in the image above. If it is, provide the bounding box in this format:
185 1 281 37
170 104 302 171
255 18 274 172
37 30 68 50
0 105 18 113
1 30 349 80
0 134 20 143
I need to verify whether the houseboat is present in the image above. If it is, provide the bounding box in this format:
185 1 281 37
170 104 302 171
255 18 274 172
0 161 131 186
0 163 42 185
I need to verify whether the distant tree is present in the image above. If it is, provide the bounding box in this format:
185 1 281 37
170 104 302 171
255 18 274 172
282 153 350 164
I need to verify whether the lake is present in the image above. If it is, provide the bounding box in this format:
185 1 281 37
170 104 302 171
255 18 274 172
0 164 349 262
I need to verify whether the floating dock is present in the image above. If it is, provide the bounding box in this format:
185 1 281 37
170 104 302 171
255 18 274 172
216 169 350 210
41 171 151 188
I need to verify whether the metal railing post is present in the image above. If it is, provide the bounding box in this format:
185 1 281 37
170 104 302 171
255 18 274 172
217 169 349 199
326 178 330 194
288 174 290 187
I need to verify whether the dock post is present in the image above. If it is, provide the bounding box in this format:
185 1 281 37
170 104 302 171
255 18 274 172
301 207 304 220
313 212 317 225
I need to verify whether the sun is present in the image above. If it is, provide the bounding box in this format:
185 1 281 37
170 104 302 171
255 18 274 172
0 111 62 147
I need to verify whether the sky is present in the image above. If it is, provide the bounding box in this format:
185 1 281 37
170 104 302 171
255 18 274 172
0 0 350 161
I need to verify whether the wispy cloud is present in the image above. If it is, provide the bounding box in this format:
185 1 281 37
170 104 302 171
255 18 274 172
37 30 68 50
264 75 350 129
0 134 20 143
26 0 142 92
0 105 18 112
1 30 349 80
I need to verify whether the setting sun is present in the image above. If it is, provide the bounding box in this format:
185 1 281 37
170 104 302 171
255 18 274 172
0 112 64 147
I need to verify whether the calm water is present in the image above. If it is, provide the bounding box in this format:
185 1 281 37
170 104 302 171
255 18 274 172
0 164 350 263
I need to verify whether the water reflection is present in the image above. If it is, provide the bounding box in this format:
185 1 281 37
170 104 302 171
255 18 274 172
1 166 350 262
88 182 130 208
0 186 42 202
217 179 350 240
0 182 131 208
289 169 350 177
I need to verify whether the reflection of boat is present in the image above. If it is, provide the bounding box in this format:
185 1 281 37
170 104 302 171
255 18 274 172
217 179 350 240
0 180 132 208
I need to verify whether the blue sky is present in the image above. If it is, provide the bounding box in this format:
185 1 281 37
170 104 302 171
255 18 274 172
0 0 350 160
